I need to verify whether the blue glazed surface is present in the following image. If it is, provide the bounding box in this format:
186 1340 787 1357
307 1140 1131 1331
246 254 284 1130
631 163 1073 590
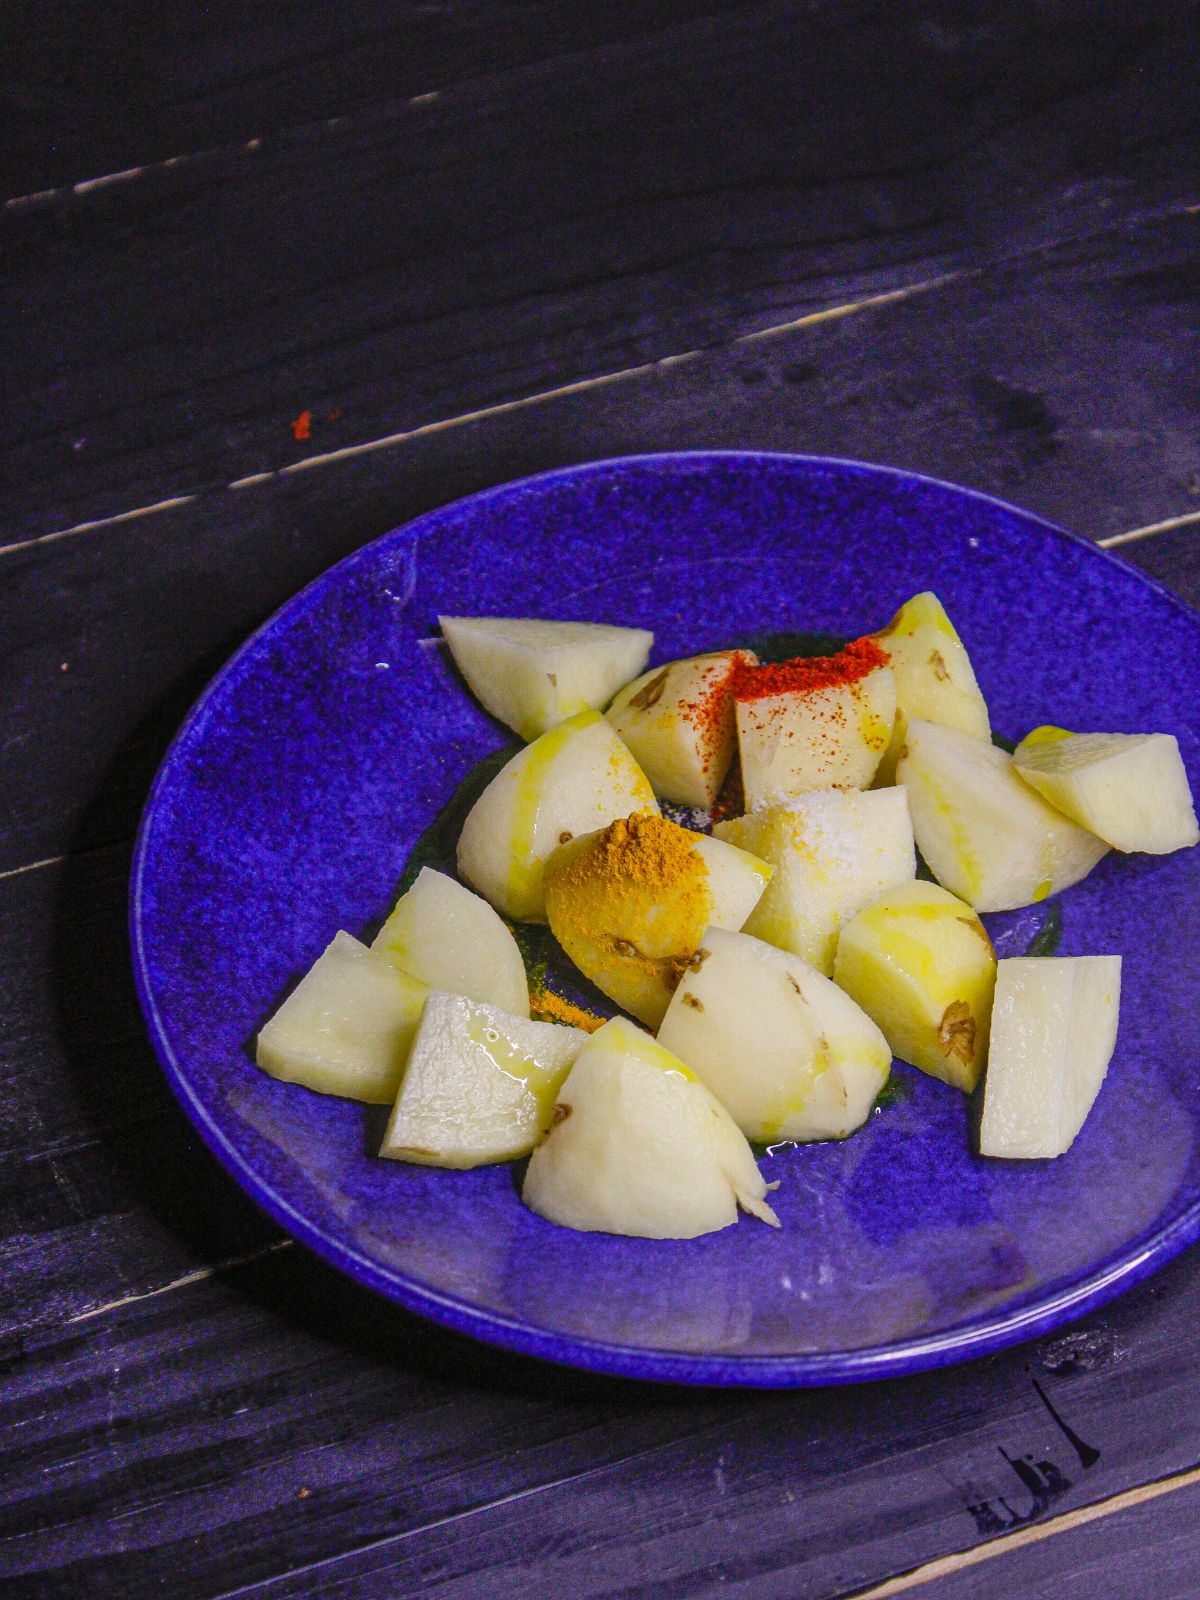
131 452 1200 1386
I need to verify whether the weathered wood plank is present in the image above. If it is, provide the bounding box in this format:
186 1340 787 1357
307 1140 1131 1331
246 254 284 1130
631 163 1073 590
2 1 753 194
900 1472 1200 1600
0 842 283 1345
5 3 1198 539
2 213 1197 876
1 1241 1196 1598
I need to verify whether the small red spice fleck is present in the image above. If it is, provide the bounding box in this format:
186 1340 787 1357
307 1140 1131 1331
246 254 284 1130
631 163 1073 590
291 409 313 441
730 637 888 701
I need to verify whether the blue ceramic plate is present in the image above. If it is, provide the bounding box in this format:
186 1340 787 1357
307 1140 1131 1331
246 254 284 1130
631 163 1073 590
131 453 1200 1386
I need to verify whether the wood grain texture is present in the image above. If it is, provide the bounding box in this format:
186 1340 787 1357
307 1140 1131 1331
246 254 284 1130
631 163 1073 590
2 213 1197 875
6 15 1200 1595
5 2 1198 540
0 841 283 1345
898 1473 1200 1599
1 1241 1197 1598
1 1 754 193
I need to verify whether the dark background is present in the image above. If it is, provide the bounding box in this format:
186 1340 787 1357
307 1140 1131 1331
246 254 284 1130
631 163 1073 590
3 5 1199 1595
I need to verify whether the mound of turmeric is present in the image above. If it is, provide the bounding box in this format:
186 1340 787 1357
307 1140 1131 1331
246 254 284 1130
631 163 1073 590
543 813 716 1027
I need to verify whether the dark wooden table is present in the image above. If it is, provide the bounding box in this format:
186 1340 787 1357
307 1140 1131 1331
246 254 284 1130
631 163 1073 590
4 6 1200 1594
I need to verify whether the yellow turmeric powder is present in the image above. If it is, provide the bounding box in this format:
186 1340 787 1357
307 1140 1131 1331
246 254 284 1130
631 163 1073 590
528 986 607 1032
543 812 715 1026
567 811 703 890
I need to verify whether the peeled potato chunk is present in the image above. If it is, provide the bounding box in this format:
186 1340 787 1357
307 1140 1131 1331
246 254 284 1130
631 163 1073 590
979 956 1121 1158
440 615 652 741
522 1016 779 1238
457 710 658 921
897 718 1109 911
606 649 755 809
379 991 587 1167
872 591 991 785
714 786 915 974
256 932 428 1103
372 866 530 1016
543 812 771 1027
657 927 891 1143
1013 727 1199 855
832 880 996 1091
733 640 896 809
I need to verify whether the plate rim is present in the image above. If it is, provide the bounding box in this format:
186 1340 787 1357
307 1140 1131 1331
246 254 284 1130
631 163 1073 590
129 449 1200 1387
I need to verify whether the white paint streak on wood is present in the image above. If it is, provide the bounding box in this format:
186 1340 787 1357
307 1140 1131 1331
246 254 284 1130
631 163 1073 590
9 274 1191 566
64 1240 294 1325
850 1464 1200 1597
72 167 150 196
0 855 67 884
1 94 446 212
734 273 964 343
4 187 61 212
0 496 200 559
1100 508 1200 547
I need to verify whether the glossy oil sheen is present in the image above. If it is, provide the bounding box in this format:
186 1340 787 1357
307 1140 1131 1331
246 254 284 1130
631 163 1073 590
131 452 1200 1386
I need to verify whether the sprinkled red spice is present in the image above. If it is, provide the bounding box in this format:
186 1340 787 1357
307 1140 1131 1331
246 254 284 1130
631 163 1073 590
675 651 752 775
730 637 888 702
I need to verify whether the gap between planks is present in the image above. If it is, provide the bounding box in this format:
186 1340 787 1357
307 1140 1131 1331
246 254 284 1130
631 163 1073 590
5 252 1196 566
847 1462 1200 1598
32 1193 1200 1594
0 853 69 884
0 396 1189 886
7 197 1199 564
63 1239 293 1325
203 1418 788 1600
1099 508 1200 548
32 1131 1200 1593
200 1444 1200 1600
2 104 441 213
0 277 954 562
1 4 756 215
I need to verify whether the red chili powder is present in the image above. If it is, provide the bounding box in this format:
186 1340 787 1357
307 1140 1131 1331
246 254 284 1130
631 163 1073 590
730 637 888 702
675 651 752 775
